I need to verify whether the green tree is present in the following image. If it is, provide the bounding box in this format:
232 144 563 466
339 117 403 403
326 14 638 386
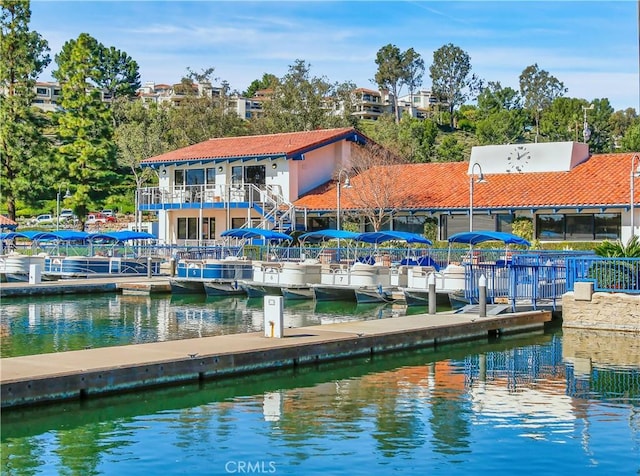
620 122 640 151
435 135 465 162
374 44 424 124
244 73 279 98
166 68 247 147
476 81 521 119
585 98 615 153
539 97 588 143
114 100 170 224
0 0 51 220
609 108 638 147
53 32 118 228
397 114 439 163
518 64 566 142
476 110 525 145
96 45 140 100
252 59 347 133
429 43 482 129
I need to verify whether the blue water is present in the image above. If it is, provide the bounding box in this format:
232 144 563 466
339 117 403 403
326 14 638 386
0 293 434 358
1 296 639 475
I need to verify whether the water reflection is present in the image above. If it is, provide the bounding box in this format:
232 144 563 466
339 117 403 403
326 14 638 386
0 294 414 358
2 331 639 475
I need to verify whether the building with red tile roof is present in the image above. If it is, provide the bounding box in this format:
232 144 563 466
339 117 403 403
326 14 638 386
0 215 18 230
139 128 367 244
138 128 639 245
295 147 639 242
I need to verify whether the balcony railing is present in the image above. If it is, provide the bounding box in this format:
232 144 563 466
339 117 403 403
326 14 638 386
138 184 284 208
137 183 296 232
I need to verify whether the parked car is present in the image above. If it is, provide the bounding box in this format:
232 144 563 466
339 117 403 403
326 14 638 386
59 209 76 221
101 209 115 218
30 214 54 225
86 213 116 225
86 213 106 225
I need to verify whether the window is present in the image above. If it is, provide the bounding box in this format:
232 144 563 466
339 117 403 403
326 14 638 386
177 217 198 240
36 87 48 95
441 214 495 239
175 170 185 186
232 218 246 229
202 218 215 240
393 215 427 234
206 168 216 185
496 214 515 233
566 214 593 240
536 213 621 240
178 217 214 240
594 213 620 240
536 214 565 240
232 166 243 187
186 168 204 185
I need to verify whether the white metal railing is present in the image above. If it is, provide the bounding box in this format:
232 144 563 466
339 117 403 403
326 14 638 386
138 183 296 231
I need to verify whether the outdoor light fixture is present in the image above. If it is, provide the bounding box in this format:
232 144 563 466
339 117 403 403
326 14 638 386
336 169 352 230
218 166 224 172
631 153 640 237
469 162 486 232
272 163 277 169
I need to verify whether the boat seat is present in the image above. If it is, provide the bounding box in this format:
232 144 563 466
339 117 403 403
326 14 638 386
417 256 440 271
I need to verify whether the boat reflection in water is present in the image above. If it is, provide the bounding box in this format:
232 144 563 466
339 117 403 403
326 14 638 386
2 330 638 475
0 293 421 358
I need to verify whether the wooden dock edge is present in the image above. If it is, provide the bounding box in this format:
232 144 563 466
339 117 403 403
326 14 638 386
1 310 551 409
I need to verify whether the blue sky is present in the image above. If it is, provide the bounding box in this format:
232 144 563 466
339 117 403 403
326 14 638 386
30 1 639 111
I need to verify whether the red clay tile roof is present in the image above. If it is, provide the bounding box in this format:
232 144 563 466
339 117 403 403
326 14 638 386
294 152 639 211
142 128 358 164
0 215 17 226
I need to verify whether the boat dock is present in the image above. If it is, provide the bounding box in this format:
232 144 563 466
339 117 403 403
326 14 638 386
0 276 172 297
1 308 552 408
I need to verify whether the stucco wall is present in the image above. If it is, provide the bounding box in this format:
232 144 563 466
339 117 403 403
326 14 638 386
562 285 640 331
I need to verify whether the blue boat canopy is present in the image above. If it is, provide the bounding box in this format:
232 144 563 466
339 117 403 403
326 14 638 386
221 228 293 242
356 231 432 245
0 231 86 241
298 229 360 242
89 231 156 242
447 231 530 246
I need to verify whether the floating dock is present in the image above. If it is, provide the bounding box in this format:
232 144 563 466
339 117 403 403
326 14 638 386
1 309 552 408
0 276 172 297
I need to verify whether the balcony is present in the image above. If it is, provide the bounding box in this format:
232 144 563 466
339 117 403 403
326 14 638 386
139 184 265 208
138 183 296 231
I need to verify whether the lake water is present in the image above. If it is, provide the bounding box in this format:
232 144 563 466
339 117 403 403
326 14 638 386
1 295 639 475
0 293 444 358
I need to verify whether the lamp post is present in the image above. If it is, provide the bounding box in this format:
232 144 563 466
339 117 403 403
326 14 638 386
582 104 594 142
469 162 486 232
336 169 351 230
56 184 71 231
631 154 640 238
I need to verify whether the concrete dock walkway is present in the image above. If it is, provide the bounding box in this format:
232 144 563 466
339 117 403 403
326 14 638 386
1 276 172 297
1 308 552 408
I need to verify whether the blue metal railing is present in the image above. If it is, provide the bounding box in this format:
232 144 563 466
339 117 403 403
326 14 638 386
566 256 640 294
461 252 597 311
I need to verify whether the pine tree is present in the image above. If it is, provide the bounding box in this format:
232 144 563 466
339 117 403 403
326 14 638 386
0 0 51 220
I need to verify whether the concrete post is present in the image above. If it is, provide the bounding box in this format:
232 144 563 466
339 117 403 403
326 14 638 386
428 272 436 315
147 257 153 279
478 274 487 317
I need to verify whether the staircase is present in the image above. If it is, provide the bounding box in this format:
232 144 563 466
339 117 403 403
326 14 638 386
249 184 297 233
